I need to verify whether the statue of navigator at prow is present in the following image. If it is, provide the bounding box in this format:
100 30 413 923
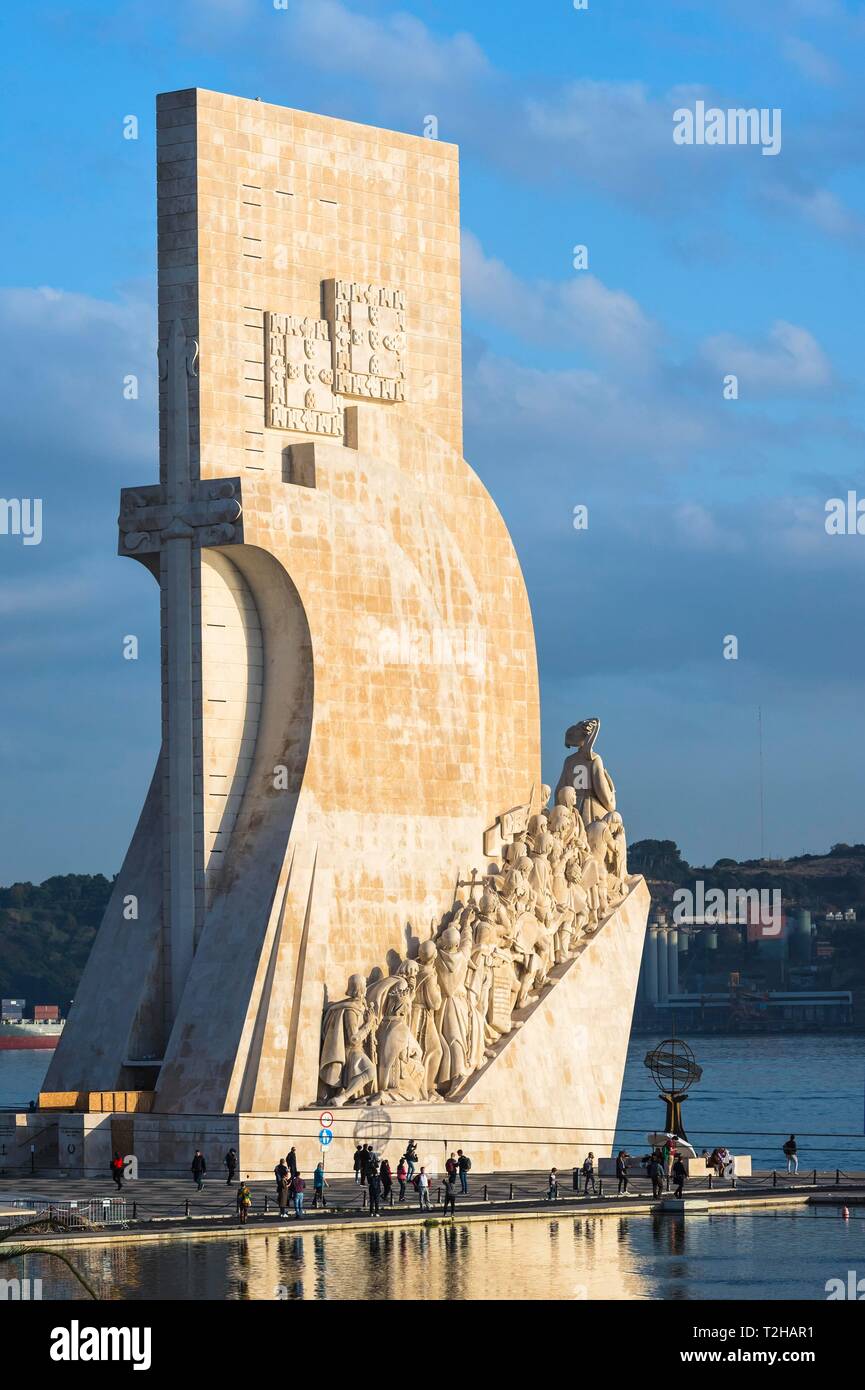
555 716 616 824
317 717 631 1107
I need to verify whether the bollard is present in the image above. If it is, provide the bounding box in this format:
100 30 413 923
132 1200 137 1220
772 1170 777 1187
185 1199 189 1218
813 1169 817 1187
362 1191 367 1209
264 1193 269 1213
708 1174 712 1190
509 1182 514 1200
598 1178 604 1198
483 1183 488 1202
836 1169 841 1186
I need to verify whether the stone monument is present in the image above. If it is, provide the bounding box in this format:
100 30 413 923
29 89 650 1175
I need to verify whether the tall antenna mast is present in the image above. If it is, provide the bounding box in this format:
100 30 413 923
757 705 765 859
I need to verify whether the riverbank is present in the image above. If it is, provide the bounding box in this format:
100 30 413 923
3 1171 860 1251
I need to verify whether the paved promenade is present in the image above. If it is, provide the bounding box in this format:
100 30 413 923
2 1168 862 1245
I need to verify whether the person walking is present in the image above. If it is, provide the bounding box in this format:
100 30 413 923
783 1135 798 1175
397 1156 408 1202
191 1150 207 1190
457 1149 471 1196
236 1182 252 1224
405 1140 418 1181
582 1152 597 1196
547 1167 559 1201
368 1165 382 1217
379 1157 393 1205
278 1172 292 1219
293 1172 306 1218
353 1144 365 1184
110 1151 124 1192
443 1172 458 1218
417 1166 430 1211
274 1157 288 1198
672 1154 687 1199
648 1155 664 1199
286 1147 299 1179
357 1146 368 1183
224 1147 237 1185
615 1150 629 1196
312 1162 328 1208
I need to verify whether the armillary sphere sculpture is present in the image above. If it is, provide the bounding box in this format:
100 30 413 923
643 1037 702 1140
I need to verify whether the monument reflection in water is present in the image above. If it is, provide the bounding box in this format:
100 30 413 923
19 1208 852 1302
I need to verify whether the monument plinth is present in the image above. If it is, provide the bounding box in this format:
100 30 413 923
30 89 649 1176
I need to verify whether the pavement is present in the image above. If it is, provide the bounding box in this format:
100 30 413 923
1 1168 862 1243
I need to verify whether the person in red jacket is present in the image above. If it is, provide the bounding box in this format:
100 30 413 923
110 1151 124 1191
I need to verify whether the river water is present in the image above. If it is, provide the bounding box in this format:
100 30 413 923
4 1035 862 1169
617 1033 865 1171
12 1205 865 1301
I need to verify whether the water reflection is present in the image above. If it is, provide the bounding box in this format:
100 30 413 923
20 1206 857 1302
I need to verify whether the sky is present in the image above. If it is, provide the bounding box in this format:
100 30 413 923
1 0 864 882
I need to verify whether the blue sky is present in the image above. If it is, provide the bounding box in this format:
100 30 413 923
1 0 864 881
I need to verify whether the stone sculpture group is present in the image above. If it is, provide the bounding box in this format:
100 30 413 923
319 719 631 1107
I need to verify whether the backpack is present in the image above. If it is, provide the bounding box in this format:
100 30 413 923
462 1156 472 1171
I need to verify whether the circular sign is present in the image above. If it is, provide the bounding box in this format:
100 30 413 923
319 1110 334 1128
352 1108 392 1147
319 1128 334 1147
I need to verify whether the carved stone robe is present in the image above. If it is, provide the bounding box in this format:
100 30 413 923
319 996 368 1091
434 945 471 1086
412 962 443 1088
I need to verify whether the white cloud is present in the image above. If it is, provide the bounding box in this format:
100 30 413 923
290 0 489 92
669 501 746 552
0 285 155 476
763 184 863 240
461 231 659 366
465 348 708 478
782 35 842 85
700 320 834 394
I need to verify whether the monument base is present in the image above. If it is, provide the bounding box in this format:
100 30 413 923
2 881 649 1179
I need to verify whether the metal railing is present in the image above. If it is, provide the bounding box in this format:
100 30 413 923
1 1195 129 1228
5 1169 865 1232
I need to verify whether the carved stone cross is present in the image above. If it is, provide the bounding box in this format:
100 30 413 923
118 318 244 1023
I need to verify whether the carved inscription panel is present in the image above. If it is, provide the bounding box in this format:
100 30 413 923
326 279 407 402
265 312 343 437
